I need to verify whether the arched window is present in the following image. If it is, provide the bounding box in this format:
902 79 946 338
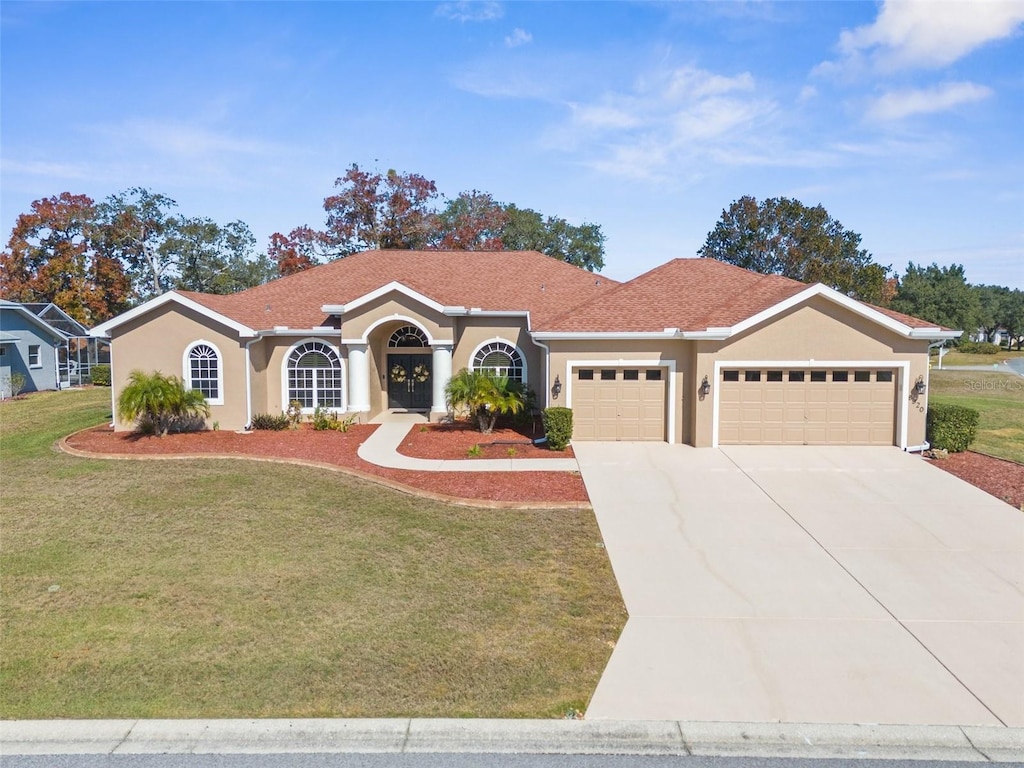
287 341 343 410
185 342 222 404
472 341 525 382
388 325 428 348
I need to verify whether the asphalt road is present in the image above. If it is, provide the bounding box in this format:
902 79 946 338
3 755 1020 768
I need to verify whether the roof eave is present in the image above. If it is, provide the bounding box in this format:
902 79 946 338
90 292 257 339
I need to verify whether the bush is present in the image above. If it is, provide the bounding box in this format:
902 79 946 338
251 413 290 431
311 406 357 432
927 403 979 453
956 340 1001 355
543 407 573 451
89 364 111 386
116 370 210 436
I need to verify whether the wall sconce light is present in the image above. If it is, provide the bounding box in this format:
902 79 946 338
552 375 562 400
914 377 926 396
698 375 711 398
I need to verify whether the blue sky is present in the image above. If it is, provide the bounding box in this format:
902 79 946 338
2 1 1022 289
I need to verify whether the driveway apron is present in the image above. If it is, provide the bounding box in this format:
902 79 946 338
575 443 1024 726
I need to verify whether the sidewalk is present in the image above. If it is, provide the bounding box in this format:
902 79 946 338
358 417 580 473
3 718 1022 761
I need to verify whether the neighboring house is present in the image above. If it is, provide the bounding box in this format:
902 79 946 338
972 327 1006 345
91 250 960 448
20 302 110 386
0 300 65 398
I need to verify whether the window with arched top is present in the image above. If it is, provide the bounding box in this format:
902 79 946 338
185 341 222 404
388 325 428 348
287 341 343 410
472 341 525 382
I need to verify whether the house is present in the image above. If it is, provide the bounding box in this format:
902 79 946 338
0 300 66 398
90 250 960 448
20 302 110 386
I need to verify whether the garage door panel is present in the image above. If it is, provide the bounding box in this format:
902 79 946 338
573 367 667 442
719 368 896 447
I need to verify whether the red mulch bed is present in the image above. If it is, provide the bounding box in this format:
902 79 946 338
64 425 589 506
399 422 573 460
927 451 1024 510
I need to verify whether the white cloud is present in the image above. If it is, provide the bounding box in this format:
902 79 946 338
866 81 993 121
0 158 92 180
435 1 503 23
504 28 532 48
98 119 287 159
829 0 1024 72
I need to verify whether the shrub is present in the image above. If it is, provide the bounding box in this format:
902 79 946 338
116 370 210 436
445 369 525 434
89 364 111 386
311 406 358 432
927 403 979 453
5 371 27 398
956 340 1001 355
251 413 290 431
543 407 573 451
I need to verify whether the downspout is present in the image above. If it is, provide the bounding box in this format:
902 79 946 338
907 341 946 453
529 335 552 445
244 337 257 430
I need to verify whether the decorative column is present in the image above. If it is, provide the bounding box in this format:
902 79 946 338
347 343 370 413
431 344 453 418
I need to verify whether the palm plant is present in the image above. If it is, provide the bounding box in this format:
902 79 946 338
117 370 210 436
444 368 525 434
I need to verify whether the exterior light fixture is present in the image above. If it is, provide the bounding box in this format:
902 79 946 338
699 375 711 398
552 375 562 400
914 377 926 396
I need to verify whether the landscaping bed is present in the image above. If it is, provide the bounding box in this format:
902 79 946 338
928 451 1024 510
399 422 573 460
65 423 588 505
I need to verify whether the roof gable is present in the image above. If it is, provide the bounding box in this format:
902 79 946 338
0 300 68 341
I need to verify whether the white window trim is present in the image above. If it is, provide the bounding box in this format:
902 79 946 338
468 338 528 383
710 360 910 450
280 337 347 414
182 340 225 406
564 359 676 444
27 344 42 369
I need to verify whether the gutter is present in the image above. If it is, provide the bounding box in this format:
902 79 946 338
244 338 257 430
529 336 552 409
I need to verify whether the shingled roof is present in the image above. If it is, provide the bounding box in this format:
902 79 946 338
541 258 941 332
177 250 619 331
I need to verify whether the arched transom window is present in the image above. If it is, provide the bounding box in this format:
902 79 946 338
287 341 343 409
186 342 221 403
472 341 525 382
388 325 428 348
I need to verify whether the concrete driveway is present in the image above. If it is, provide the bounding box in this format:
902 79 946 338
574 444 1024 726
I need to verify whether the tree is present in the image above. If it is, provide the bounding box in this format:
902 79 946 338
267 226 325 276
998 289 1024 351
698 196 890 304
890 263 981 338
117 369 210 436
0 192 131 325
430 191 509 250
500 205 605 272
166 217 272 294
976 285 1011 343
95 188 178 299
322 164 438 256
444 369 525 434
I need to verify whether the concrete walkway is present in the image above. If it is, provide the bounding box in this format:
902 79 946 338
4 717 1022 761
576 443 1024 727
357 414 580 472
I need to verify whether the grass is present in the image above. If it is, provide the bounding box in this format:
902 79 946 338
931 348 1024 367
0 388 625 719
928 370 1024 463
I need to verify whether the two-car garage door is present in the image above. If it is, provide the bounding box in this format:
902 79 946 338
718 367 897 446
573 366 666 441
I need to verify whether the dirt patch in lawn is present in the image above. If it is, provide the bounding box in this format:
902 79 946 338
399 422 573 460
927 451 1024 510
64 425 589 507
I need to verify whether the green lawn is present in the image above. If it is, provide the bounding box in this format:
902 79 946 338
0 388 625 719
928 370 1024 463
931 349 1024 367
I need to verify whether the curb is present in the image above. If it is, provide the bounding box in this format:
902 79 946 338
2 719 1022 761
56 429 592 512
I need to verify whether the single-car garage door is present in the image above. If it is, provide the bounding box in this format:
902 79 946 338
718 367 896 445
573 366 667 441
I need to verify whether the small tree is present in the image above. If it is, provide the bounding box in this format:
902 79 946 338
117 370 210 436
444 369 525 434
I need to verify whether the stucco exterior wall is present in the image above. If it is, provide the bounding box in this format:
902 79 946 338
452 316 537 384
108 304 248 431
690 298 931 448
258 334 345 416
339 296 453 344
0 309 61 396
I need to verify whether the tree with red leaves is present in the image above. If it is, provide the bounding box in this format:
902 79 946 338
267 226 325 276
430 191 509 250
0 192 131 324
322 164 438 256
